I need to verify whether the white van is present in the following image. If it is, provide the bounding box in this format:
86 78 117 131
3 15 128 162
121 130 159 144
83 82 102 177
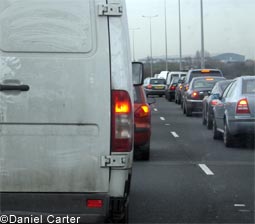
0 0 137 223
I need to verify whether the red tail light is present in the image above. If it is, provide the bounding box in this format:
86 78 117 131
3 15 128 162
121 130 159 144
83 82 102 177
185 84 189 91
146 84 152 89
111 90 133 152
191 91 199 99
135 104 150 118
87 200 103 208
210 99 218 106
236 98 250 114
169 85 176 91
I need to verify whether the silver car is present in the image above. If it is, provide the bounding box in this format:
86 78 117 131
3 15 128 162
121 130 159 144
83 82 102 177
213 76 255 147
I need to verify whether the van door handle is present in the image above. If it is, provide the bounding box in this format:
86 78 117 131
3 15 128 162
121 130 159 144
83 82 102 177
0 84 30 91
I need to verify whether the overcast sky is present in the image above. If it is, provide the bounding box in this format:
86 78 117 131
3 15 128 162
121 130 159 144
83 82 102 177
126 0 255 60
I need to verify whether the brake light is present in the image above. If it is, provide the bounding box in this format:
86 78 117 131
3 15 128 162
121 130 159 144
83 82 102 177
169 85 176 91
111 90 133 152
135 104 150 118
146 84 152 89
185 84 189 91
206 78 214 81
201 69 210 73
210 99 218 106
87 200 103 208
236 98 250 114
179 85 183 90
191 91 199 99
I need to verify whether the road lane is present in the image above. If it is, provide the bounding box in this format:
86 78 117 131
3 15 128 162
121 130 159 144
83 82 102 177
130 97 254 223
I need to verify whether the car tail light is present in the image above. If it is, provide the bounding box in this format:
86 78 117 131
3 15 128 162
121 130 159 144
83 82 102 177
210 99 219 106
111 90 133 152
146 84 152 89
179 84 183 90
185 84 189 91
169 85 176 91
135 104 150 118
87 200 103 208
191 91 199 99
236 98 250 114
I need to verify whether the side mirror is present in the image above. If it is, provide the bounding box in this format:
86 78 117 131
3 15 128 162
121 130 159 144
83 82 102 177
132 62 144 86
212 93 220 99
147 98 156 105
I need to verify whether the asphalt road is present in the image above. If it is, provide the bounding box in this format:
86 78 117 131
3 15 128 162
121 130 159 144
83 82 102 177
129 97 255 224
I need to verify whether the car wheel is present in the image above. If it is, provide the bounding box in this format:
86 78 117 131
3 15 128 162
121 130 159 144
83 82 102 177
202 109 206 125
206 111 213 130
141 142 150 161
183 102 186 114
186 104 192 117
213 118 222 140
224 122 234 147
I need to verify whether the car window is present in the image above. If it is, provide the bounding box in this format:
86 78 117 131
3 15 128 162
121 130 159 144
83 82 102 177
133 86 143 103
150 79 166 84
222 81 235 98
224 81 237 98
242 79 255 94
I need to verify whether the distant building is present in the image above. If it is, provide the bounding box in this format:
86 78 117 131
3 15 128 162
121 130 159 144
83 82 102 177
212 53 245 63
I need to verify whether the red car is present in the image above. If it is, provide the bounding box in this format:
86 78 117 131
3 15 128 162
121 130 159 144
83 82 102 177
133 85 152 160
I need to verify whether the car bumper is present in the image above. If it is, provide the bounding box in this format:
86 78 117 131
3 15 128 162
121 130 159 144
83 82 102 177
228 117 255 135
145 89 165 95
0 193 109 223
186 99 203 112
134 127 151 146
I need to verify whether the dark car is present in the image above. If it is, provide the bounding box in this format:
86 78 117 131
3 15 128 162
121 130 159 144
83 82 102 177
183 76 226 116
181 69 224 108
165 76 180 101
175 76 186 104
134 85 152 160
213 76 255 147
202 79 233 129
143 78 166 97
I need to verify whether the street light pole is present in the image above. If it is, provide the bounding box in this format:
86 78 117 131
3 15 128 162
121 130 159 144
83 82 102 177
142 15 158 77
129 28 140 61
200 0 205 69
164 0 168 71
178 0 183 71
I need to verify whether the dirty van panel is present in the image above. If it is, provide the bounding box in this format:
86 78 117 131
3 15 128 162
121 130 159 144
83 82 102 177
0 0 111 192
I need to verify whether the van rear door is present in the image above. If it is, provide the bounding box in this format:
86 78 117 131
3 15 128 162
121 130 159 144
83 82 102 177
0 0 111 193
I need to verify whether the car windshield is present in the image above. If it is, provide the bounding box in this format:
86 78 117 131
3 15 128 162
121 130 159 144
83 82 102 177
191 71 222 78
242 79 255 94
192 78 221 89
150 79 166 84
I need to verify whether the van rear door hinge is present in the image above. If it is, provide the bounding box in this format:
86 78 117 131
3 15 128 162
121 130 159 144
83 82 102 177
98 4 123 16
101 155 128 168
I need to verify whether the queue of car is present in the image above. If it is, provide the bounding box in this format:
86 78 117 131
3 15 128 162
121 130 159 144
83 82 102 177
141 68 254 149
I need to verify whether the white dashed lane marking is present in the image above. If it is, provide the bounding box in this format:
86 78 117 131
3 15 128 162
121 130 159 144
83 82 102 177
171 132 179 138
198 164 214 176
154 108 158 112
160 117 165 121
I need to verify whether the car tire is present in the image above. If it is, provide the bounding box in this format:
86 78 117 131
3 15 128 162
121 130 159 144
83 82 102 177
213 118 221 140
206 111 213 130
202 110 206 125
183 102 186 114
141 142 150 161
186 104 192 117
224 122 234 147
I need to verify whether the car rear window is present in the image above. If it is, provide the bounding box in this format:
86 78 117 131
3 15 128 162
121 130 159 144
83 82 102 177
150 79 166 84
192 78 222 89
133 86 143 103
190 70 222 82
242 79 255 94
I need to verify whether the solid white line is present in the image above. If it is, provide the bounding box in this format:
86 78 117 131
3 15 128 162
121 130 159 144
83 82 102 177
234 204 246 207
160 117 165 121
171 132 179 138
198 164 214 176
